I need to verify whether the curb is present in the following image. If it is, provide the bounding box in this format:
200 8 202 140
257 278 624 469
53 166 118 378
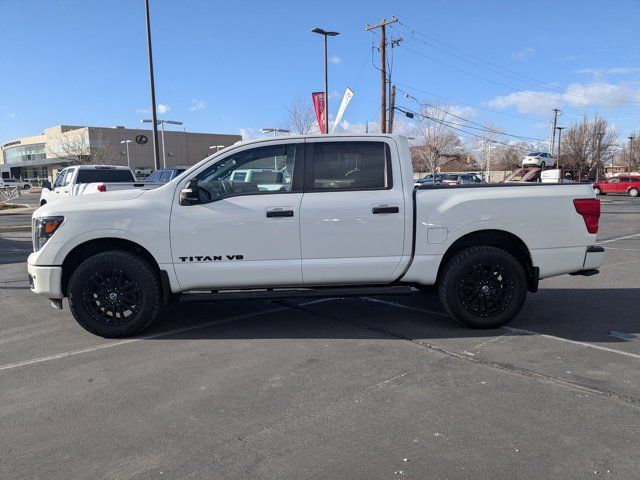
0 206 35 216
0 225 31 233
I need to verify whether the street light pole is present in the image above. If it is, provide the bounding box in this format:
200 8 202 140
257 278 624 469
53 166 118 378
260 128 290 137
120 140 132 169
629 136 635 174
311 28 339 134
142 119 183 168
144 0 161 170
556 127 565 170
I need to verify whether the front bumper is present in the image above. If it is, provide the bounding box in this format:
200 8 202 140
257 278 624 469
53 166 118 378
27 263 63 299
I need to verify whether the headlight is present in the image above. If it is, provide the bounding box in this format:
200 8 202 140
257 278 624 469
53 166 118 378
33 216 64 252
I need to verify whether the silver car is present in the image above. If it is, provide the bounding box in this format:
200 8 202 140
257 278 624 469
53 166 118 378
522 152 555 168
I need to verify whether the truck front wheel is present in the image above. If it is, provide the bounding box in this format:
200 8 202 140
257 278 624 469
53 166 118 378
438 246 527 329
67 251 162 337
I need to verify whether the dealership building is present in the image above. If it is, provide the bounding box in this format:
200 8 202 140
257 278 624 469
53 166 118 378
0 125 242 183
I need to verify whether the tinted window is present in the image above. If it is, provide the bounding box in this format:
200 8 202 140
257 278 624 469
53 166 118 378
195 144 297 202
311 141 391 191
76 169 135 183
160 170 173 182
146 171 162 182
52 170 67 188
442 174 459 181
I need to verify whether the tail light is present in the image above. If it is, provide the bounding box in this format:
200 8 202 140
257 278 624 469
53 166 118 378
97 184 107 192
573 198 600 234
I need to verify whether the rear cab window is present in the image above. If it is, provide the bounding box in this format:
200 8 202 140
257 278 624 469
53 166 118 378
76 169 135 184
307 141 392 191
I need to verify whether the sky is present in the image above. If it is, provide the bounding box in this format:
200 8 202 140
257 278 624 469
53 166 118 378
1 0 639 147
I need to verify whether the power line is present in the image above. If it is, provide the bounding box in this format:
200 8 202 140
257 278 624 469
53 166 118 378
395 82 545 122
397 105 535 152
395 22 640 105
400 90 546 142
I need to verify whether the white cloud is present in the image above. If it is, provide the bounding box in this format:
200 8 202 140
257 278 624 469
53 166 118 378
239 128 259 140
487 81 640 115
157 103 170 114
447 105 478 120
577 67 640 76
190 99 206 111
328 55 341 65
512 47 535 61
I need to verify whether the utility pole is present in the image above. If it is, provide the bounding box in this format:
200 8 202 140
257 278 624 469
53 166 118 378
144 0 161 170
388 85 396 133
549 108 561 157
366 17 397 133
595 131 604 181
629 136 635 174
556 126 565 169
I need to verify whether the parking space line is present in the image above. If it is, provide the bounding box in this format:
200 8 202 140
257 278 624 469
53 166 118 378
598 233 640 244
0 306 290 372
503 327 640 361
363 297 640 361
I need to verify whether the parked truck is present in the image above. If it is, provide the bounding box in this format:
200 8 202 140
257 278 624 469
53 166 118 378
39 165 161 206
28 135 604 337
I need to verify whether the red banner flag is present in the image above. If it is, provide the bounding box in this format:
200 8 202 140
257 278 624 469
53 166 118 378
312 91 326 134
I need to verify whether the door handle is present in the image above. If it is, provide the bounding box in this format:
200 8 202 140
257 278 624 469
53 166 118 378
372 206 399 214
266 210 294 218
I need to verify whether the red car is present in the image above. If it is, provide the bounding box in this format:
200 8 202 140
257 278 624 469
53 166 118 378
593 176 640 197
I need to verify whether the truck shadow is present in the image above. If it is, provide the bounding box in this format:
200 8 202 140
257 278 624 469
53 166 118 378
147 288 640 346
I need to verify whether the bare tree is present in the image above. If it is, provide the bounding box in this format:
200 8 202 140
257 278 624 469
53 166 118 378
616 130 640 174
561 116 617 179
412 102 462 176
284 97 315 135
492 142 528 171
46 128 112 165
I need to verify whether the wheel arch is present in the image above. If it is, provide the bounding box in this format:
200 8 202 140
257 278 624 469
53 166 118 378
436 229 538 292
61 238 164 297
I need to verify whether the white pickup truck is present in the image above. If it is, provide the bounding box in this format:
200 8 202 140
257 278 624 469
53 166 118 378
28 135 604 337
39 165 158 206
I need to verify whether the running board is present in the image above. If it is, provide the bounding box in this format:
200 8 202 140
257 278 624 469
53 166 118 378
179 285 413 303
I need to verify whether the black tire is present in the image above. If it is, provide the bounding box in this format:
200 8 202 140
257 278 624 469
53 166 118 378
593 187 601 195
539 161 545 169
629 187 639 197
23 184 30 190
68 250 162 337
415 284 437 294
438 246 528 329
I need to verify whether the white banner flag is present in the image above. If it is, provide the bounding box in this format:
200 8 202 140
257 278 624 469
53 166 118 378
331 87 354 134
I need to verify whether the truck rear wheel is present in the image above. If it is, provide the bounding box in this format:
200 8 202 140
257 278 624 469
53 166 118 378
438 246 527 329
67 251 162 337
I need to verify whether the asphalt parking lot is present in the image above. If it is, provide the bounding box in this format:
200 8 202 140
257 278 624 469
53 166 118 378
1 195 639 479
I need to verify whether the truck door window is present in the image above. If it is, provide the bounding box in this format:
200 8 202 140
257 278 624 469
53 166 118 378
60 169 74 187
194 144 298 203
146 171 162 182
52 170 68 188
160 170 173 182
310 141 392 191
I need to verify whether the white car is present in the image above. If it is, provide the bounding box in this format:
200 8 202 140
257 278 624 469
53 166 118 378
522 152 555 168
39 165 161 206
0 178 31 189
28 134 604 337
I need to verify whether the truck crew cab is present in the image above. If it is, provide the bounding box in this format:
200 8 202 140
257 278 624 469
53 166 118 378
28 135 604 337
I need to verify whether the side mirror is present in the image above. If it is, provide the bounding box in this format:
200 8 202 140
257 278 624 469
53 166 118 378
179 178 200 205
42 180 52 190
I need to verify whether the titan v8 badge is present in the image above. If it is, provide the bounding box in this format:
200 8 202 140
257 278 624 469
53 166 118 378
178 255 244 262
